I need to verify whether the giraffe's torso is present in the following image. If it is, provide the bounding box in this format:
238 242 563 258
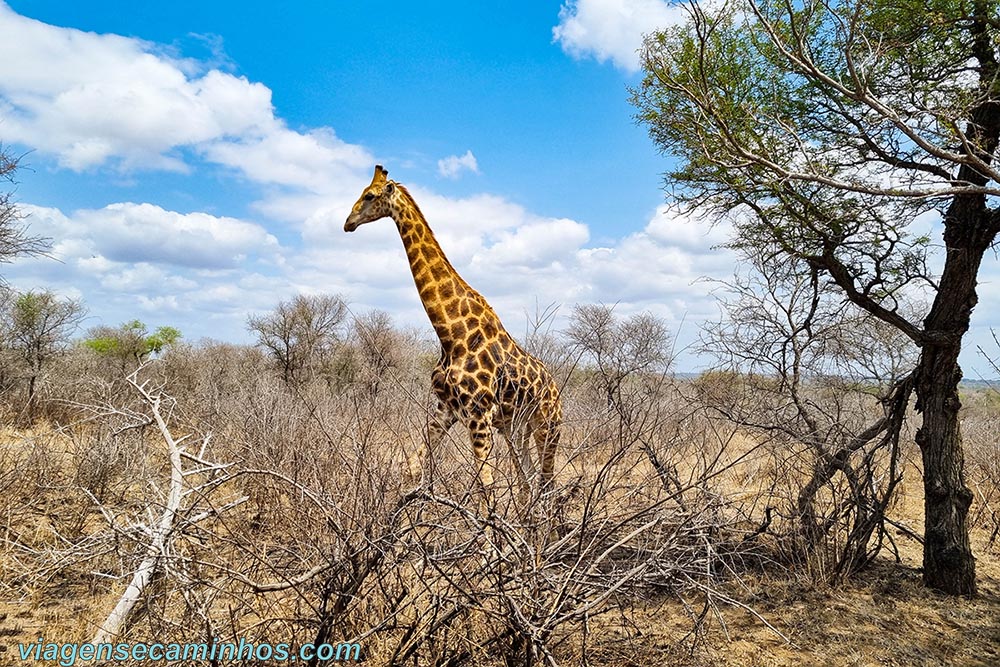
431 316 561 433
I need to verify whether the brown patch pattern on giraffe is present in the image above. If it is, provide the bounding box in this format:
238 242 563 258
345 165 562 496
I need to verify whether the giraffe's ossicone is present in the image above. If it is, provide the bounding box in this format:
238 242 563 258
345 165 562 499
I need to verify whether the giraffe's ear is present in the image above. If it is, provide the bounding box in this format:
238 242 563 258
384 181 395 195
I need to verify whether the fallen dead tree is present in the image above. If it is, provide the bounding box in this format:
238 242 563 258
90 364 244 643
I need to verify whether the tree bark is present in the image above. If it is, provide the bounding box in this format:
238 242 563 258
912 0 1000 590
26 369 37 420
914 344 977 595
914 187 995 598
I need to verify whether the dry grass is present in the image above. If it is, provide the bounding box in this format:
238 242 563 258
611 475 1000 667
0 347 998 666
3 443 998 666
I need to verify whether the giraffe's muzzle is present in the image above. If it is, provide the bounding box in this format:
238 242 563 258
344 213 362 232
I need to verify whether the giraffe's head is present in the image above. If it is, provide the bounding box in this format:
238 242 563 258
344 165 397 232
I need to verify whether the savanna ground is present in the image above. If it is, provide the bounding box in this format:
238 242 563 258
0 312 998 667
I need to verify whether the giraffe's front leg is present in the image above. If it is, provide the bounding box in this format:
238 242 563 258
532 419 559 493
468 415 494 490
465 408 499 518
409 400 455 490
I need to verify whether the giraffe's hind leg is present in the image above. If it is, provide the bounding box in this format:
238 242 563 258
530 414 560 493
528 412 562 545
466 413 500 516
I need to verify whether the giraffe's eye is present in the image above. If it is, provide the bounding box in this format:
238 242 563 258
363 193 375 201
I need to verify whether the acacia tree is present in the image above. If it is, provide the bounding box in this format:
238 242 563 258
633 0 999 594
84 320 182 374
4 290 86 416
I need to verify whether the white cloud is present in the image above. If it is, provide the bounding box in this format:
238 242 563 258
0 4 273 170
99 263 197 292
136 294 182 313
204 126 372 194
25 202 279 270
474 218 589 269
644 204 734 252
3 202 285 340
437 150 480 179
0 0 373 199
552 0 686 73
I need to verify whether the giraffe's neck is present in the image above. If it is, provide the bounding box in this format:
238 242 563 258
390 186 501 350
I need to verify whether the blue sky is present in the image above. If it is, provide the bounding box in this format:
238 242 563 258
0 0 998 376
4 1 664 224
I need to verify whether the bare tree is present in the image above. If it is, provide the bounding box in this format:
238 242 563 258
247 294 348 385
0 145 48 264
86 364 242 643
351 309 406 398
699 254 918 577
566 304 687 497
567 304 673 407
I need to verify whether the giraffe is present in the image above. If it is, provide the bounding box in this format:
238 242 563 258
345 165 561 501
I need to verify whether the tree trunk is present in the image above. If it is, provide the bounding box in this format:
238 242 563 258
914 346 976 595
26 355 41 422
92 382 185 643
26 371 36 419
913 7 1000 591
913 193 995 595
